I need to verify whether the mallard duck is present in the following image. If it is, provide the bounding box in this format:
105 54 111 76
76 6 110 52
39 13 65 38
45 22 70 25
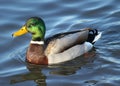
12 17 102 65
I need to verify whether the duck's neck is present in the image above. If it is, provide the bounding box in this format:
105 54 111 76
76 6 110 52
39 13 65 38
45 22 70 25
26 40 48 65
30 40 44 45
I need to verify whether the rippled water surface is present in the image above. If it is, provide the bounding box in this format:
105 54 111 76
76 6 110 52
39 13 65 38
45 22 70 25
0 0 120 86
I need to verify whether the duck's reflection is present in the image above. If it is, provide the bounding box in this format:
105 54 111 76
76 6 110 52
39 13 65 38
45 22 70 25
10 49 96 86
10 63 47 86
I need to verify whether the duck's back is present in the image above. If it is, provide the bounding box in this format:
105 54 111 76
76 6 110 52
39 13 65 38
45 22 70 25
45 30 89 56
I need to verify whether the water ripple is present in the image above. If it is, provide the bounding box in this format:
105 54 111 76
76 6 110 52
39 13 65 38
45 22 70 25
0 0 120 86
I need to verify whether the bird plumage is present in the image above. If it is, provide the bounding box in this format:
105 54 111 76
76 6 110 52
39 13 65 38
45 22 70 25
12 17 102 65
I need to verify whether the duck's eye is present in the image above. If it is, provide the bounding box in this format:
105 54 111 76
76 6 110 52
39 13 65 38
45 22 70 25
31 22 37 26
27 23 36 28
32 23 35 26
28 25 31 28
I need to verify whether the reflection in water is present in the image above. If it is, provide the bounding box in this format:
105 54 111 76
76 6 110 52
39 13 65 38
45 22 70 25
10 49 96 86
27 63 47 86
10 63 47 86
0 0 120 85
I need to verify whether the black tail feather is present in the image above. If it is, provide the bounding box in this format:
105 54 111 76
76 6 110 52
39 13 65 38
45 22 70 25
87 29 98 44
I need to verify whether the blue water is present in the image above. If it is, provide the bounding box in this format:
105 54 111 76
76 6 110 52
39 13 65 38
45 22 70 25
0 0 120 86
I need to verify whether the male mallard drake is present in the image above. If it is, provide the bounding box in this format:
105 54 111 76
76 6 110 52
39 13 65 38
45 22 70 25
12 17 102 65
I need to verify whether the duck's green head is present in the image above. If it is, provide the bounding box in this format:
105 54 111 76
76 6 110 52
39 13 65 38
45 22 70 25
12 17 46 41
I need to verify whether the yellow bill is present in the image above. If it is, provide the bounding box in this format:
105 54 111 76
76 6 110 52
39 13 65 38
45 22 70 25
12 25 28 37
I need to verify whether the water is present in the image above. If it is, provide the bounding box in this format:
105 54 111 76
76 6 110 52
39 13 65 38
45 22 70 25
0 0 120 86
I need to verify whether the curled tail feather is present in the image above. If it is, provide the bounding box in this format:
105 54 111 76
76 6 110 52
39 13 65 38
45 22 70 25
87 29 101 44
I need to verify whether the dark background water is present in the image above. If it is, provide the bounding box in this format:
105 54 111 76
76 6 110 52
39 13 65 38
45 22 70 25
0 0 120 86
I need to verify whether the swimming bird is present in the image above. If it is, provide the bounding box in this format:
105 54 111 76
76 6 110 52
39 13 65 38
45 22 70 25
12 17 102 65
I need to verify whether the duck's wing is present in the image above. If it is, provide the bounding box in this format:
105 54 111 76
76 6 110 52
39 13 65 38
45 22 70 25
45 29 89 56
45 29 89 44
47 42 93 64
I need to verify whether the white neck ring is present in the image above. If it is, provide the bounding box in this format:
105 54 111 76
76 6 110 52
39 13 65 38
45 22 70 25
30 40 44 45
